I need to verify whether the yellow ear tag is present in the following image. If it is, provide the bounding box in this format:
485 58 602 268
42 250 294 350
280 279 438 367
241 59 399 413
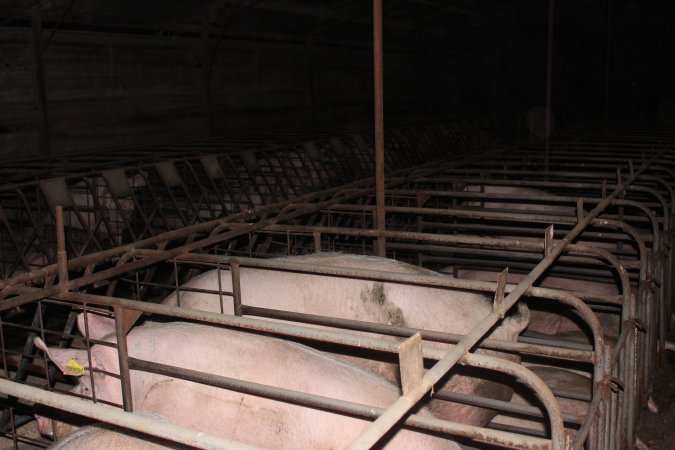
66 358 85 376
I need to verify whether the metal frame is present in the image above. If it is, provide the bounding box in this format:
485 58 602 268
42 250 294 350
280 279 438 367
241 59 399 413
0 125 672 449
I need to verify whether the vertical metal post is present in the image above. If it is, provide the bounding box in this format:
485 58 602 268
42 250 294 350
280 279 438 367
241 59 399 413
313 231 322 253
30 7 50 156
603 0 612 129
54 206 68 284
113 306 133 412
544 0 555 170
231 261 243 317
373 0 386 257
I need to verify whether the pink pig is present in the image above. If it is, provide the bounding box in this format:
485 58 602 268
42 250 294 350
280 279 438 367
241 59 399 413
159 253 530 427
36 320 458 449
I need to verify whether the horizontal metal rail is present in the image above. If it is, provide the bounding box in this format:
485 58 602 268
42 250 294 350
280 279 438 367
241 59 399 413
0 378 260 450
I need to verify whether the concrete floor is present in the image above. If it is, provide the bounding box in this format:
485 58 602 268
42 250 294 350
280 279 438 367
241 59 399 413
637 349 675 449
0 420 43 450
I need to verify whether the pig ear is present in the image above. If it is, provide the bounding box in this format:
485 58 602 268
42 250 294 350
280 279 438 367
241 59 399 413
34 338 88 377
130 172 147 188
505 302 531 336
77 312 116 341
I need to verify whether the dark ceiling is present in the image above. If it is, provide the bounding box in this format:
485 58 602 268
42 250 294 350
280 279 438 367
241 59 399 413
0 0 672 152
0 0 587 52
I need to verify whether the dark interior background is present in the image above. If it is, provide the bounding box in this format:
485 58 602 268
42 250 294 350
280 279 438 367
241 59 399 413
1 0 673 158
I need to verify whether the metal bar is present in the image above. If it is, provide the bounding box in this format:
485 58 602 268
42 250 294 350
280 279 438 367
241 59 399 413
242 305 595 362
113 306 133 412
231 260 242 317
398 333 424 395
0 378 261 450
54 206 68 285
373 0 386 257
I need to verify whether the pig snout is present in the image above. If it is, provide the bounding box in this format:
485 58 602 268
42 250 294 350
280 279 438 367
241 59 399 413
36 415 78 440
35 415 53 438
509 302 530 335
490 301 530 341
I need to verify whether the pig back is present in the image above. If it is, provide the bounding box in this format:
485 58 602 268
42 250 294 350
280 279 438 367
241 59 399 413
165 254 527 339
162 254 529 427
119 323 459 450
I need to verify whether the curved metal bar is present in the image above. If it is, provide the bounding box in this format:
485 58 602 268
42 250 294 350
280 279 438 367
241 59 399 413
462 353 566 446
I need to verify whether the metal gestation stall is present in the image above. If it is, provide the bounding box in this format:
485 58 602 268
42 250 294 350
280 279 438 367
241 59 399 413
0 118 503 279
0 118 513 447
0 126 670 449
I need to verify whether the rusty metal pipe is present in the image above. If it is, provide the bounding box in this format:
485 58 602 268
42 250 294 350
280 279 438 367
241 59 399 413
113 306 133 412
54 206 68 285
230 261 242 317
243 305 595 362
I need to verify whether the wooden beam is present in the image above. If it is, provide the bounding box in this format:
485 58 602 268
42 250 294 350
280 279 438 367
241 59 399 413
30 7 50 156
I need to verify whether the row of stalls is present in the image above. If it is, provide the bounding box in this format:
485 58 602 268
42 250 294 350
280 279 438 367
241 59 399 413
0 116 510 277
0 118 672 449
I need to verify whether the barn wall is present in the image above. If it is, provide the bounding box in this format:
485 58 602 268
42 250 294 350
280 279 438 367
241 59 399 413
0 26 461 158
4 4 670 160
